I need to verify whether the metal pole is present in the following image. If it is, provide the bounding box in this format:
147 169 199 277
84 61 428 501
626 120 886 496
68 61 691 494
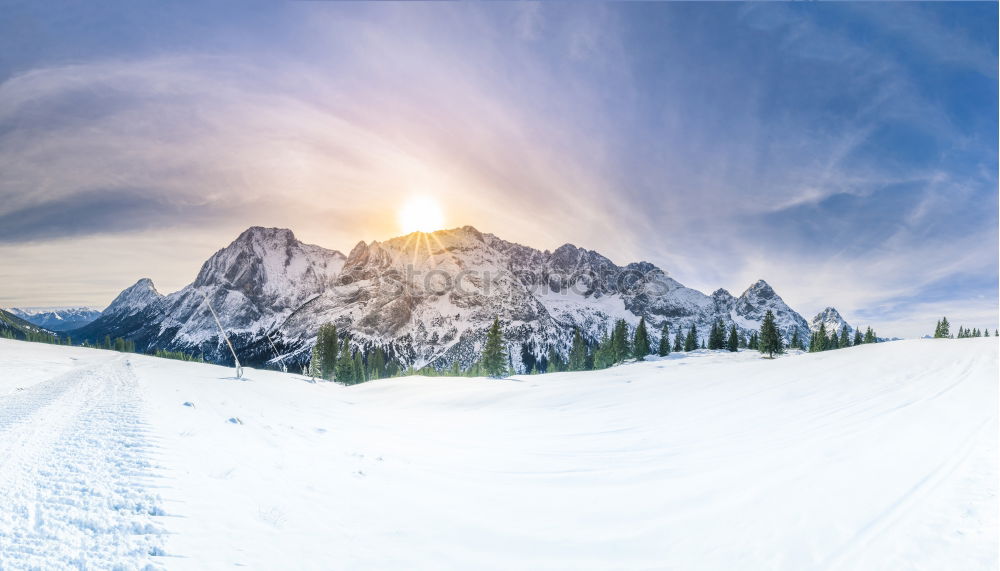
264 332 287 373
201 293 243 379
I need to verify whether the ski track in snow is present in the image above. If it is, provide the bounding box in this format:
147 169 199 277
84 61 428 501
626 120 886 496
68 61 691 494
0 354 164 569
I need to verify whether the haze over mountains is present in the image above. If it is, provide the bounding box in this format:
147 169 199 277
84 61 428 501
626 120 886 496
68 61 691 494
7 307 101 331
59 226 864 370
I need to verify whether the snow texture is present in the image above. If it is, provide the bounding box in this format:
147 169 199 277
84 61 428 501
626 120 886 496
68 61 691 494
0 337 996 569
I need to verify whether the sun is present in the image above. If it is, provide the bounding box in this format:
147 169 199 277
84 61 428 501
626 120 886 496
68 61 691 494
398 195 445 234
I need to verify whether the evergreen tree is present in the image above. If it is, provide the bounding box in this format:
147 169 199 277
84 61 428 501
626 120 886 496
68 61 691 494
726 324 739 352
673 331 683 352
633 317 651 360
789 328 800 350
546 345 565 373
853 329 863 346
593 331 614 369
335 338 355 384
520 343 536 375
863 327 875 344
369 346 386 379
568 328 589 371
352 351 365 383
810 324 827 352
657 322 671 357
827 331 839 350
481 317 508 378
935 317 950 338
758 310 782 358
684 324 698 352
310 323 339 380
840 325 850 348
610 319 630 362
708 320 726 350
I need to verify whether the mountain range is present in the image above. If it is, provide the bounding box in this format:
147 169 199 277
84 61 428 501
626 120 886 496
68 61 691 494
69 226 842 371
6 307 102 331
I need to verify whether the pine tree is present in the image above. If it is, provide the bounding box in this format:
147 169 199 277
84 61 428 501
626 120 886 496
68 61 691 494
481 317 508 378
758 310 782 358
726 324 739 352
369 346 386 379
684 324 698 352
673 331 683 352
790 328 801 351
568 328 589 371
335 338 355 384
547 345 565 373
935 317 950 338
853 329 863 346
594 331 614 369
810 324 827 352
863 326 875 344
310 323 339 380
633 318 650 360
748 331 759 350
708 320 726 350
520 343 536 375
840 325 850 348
657 322 670 357
610 319 630 362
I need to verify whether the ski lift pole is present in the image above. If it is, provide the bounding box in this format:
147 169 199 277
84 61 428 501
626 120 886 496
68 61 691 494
201 293 243 379
264 332 287 373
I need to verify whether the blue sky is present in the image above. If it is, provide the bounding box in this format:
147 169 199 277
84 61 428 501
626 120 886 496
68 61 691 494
0 1 996 337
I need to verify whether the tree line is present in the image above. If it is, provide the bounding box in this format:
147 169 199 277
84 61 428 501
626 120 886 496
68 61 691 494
807 323 878 352
933 317 995 339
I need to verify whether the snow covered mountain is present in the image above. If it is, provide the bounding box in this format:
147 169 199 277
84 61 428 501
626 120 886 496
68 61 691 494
0 309 56 340
6 307 102 331
73 225 815 369
810 307 855 337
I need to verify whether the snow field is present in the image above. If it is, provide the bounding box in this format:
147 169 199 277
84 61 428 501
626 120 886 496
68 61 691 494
0 337 996 569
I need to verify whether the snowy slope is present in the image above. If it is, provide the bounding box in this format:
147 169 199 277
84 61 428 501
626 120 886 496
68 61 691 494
6 307 102 331
1 337 995 569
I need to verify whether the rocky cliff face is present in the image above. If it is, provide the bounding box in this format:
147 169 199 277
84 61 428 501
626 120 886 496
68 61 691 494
74 225 820 370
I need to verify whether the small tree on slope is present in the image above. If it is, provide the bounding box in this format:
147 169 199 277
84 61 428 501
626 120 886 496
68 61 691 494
658 322 671 357
481 317 508 378
568 328 588 371
633 317 651 360
758 310 783 358
727 324 739 352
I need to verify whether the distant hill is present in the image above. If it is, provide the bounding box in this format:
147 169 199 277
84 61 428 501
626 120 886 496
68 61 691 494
0 309 57 341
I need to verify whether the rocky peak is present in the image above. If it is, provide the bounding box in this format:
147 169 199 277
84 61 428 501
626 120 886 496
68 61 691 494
103 278 162 317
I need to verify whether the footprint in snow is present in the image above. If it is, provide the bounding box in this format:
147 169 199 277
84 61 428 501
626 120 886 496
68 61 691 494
182 402 195 408
227 417 243 425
